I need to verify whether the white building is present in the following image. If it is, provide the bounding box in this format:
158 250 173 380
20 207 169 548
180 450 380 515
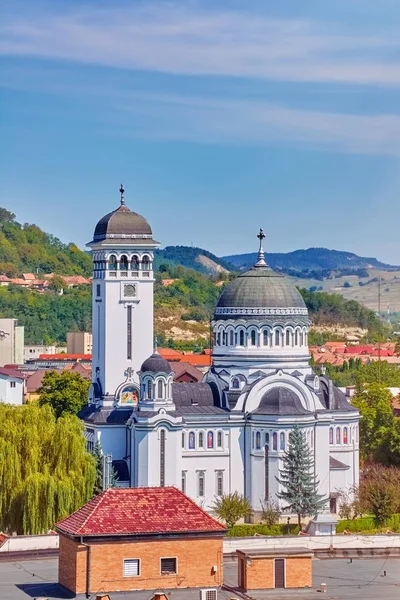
0 367 25 404
0 318 24 366
24 344 67 362
80 190 360 514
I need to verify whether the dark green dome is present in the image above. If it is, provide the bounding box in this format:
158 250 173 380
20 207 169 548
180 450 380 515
216 266 306 312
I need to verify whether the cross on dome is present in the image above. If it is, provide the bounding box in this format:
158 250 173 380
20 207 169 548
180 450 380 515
119 184 125 206
255 227 267 267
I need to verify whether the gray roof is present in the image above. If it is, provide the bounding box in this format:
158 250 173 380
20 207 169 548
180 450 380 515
172 382 218 407
330 456 350 470
216 266 306 312
79 405 133 425
141 352 172 374
251 386 310 415
92 204 153 242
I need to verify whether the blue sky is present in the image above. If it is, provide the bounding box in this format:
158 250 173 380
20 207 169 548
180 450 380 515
1 0 400 262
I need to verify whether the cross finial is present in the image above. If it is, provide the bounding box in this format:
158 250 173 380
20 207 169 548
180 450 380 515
154 336 158 352
119 183 125 206
255 227 267 267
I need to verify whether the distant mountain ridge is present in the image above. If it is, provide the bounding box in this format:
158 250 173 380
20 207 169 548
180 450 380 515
223 247 398 272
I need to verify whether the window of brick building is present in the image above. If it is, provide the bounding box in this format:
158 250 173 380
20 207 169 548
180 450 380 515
161 557 177 575
123 559 140 577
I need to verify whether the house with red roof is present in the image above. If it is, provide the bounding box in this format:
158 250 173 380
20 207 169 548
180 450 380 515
56 486 225 596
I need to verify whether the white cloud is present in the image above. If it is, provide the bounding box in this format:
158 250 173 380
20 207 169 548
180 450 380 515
1 2 400 86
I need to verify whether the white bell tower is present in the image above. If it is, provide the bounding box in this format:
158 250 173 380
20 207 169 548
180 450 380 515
88 185 160 407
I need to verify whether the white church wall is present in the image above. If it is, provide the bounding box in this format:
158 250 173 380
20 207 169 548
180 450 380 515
97 425 126 460
314 422 331 501
181 452 231 510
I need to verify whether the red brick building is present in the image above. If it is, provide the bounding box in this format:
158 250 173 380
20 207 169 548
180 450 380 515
56 487 226 596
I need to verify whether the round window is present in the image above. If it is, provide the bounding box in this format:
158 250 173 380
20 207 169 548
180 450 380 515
124 284 136 298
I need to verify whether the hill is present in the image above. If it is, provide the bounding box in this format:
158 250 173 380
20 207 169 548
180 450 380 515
223 247 398 273
154 246 232 274
0 208 91 277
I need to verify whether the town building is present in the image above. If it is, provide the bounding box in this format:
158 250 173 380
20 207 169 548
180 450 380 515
67 331 93 355
24 344 67 362
0 318 24 366
237 548 313 591
0 367 25 404
79 189 360 515
56 486 225 595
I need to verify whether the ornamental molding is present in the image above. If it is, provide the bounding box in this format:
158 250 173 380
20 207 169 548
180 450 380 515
215 307 309 316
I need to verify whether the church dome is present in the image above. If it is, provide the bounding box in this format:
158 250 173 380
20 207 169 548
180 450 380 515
92 185 153 243
140 352 172 374
216 265 306 312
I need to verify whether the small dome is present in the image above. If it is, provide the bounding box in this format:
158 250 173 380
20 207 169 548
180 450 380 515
93 205 152 242
141 352 172 374
216 265 306 312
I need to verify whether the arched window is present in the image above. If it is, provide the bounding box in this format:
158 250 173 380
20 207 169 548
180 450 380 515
263 330 268 346
188 431 195 449
280 432 285 451
142 256 150 271
157 379 164 399
232 377 240 390
223 331 227 346
265 432 269 447
182 432 185 448
250 330 256 346
229 330 234 346
255 431 261 450
272 432 277 451
329 427 333 445
198 431 204 448
336 427 341 445
300 332 304 346
160 429 165 487
285 330 290 346
207 431 214 449
239 330 245 346
131 256 139 271
217 332 221 346
108 255 117 271
120 255 129 271
275 330 280 346
343 427 348 444
217 431 223 448
295 330 298 345
147 380 153 399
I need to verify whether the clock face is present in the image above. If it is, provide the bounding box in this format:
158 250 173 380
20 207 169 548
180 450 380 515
124 284 136 298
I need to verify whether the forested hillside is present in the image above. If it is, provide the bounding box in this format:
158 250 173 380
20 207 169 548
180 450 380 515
0 208 91 277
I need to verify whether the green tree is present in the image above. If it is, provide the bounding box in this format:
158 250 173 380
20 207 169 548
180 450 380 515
359 466 400 525
0 403 95 534
276 425 327 528
212 492 252 528
260 497 281 526
352 384 396 465
38 370 90 419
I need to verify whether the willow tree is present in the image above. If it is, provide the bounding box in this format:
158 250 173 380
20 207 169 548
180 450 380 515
0 403 95 534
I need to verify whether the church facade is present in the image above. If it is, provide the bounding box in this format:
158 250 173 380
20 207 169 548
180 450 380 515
80 189 360 514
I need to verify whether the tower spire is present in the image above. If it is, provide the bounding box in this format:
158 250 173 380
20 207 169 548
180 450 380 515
255 228 267 267
119 183 125 206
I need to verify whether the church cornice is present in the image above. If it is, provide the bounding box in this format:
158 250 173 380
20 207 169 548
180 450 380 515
215 306 309 316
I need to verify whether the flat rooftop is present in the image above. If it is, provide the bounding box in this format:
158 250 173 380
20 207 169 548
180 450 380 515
2 556 400 599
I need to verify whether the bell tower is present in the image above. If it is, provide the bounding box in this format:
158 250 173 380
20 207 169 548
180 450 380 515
87 185 160 407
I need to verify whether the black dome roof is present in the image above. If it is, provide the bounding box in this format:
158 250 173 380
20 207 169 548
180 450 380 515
216 265 306 311
93 205 152 242
140 352 172 374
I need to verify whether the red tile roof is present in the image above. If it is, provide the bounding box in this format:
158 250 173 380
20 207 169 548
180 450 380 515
38 353 92 360
0 367 25 380
56 487 226 537
181 354 211 367
170 361 203 382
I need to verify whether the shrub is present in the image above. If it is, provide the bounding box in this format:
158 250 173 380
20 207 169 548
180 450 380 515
226 524 300 537
260 497 281 526
212 492 252 528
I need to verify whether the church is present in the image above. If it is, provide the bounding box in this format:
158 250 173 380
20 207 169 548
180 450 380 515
79 187 360 514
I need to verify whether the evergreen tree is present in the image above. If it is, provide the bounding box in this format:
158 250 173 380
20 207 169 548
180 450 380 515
91 441 119 496
276 425 327 528
0 403 95 534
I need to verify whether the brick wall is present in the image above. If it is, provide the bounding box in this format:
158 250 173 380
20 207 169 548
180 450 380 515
243 555 312 590
285 557 312 588
59 534 223 595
